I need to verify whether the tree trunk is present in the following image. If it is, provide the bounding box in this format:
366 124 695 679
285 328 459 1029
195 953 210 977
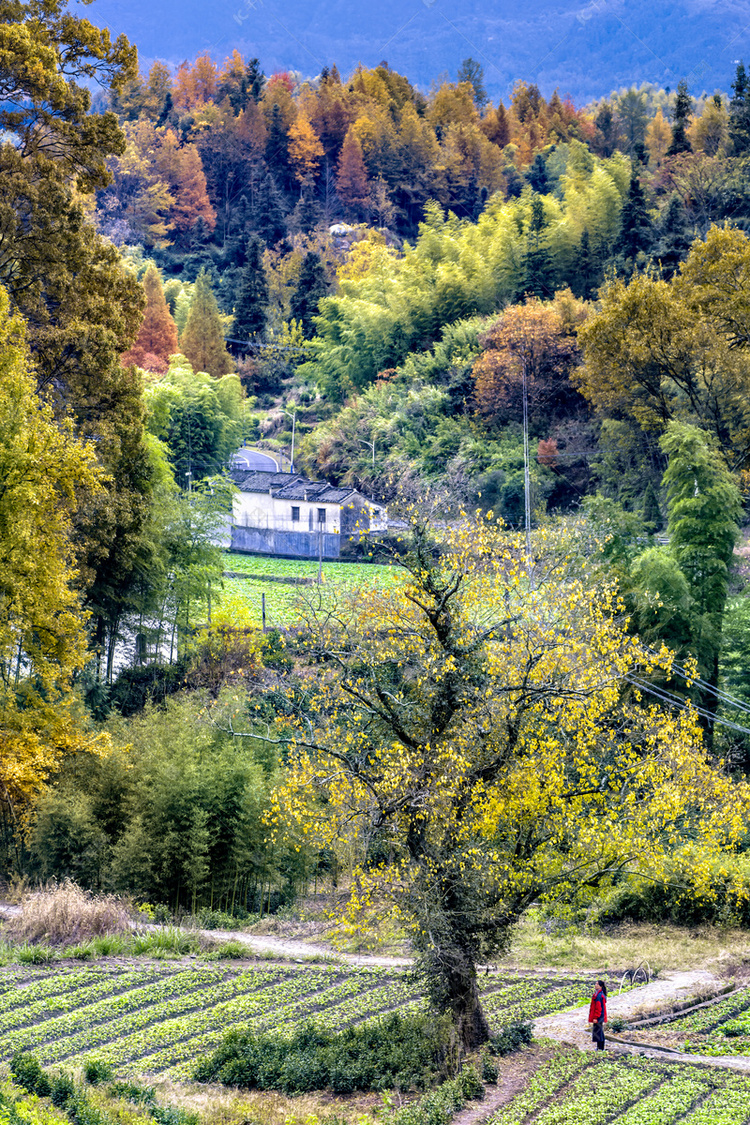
449 959 491 1049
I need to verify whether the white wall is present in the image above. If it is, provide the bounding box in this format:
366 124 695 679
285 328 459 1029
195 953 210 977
233 489 342 533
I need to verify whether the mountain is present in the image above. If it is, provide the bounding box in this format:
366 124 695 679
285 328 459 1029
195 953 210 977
84 0 749 103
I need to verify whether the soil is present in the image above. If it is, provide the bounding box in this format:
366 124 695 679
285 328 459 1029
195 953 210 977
451 1044 560 1125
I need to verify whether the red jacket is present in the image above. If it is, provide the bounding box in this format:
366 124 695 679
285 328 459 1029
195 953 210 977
588 989 607 1023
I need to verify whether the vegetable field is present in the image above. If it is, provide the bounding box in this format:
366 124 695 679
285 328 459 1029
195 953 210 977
488 1049 750 1124
0 962 596 1082
218 552 400 629
627 985 750 1057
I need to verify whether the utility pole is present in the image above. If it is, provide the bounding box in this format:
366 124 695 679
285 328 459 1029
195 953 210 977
521 350 533 584
282 407 297 473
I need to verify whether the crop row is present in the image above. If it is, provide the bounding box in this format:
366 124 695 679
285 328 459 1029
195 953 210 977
144 976 425 1076
533 1060 659 1125
0 967 187 1032
484 982 591 1022
11 968 295 1064
490 1053 750 1125
32 971 418 1074
608 1077 709 1124
488 1051 594 1125
0 966 288 1052
654 988 750 1036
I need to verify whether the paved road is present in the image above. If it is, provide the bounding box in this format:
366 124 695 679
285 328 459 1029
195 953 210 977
231 447 279 472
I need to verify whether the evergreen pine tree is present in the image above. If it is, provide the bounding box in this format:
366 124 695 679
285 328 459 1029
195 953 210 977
592 103 618 156
729 62 750 154
526 152 549 194
265 103 292 189
667 80 693 156
290 251 328 338
654 196 691 278
255 173 287 245
522 195 553 299
180 269 234 378
574 228 601 300
615 176 653 261
642 479 662 531
233 235 269 342
291 177 323 234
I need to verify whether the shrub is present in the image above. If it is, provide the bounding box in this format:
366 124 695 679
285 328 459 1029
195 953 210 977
488 1021 533 1056
390 1066 484 1125
83 1060 114 1085
11 1051 51 1097
49 1072 75 1108
214 940 248 959
596 854 750 927
8 881 132 947
194 1013 450 1094
480 1053 498 1084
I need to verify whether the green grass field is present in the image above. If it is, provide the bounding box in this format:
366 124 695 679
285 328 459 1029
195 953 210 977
217 552 400 629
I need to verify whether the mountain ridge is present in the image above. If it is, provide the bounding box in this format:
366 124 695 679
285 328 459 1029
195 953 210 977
81 0 750 103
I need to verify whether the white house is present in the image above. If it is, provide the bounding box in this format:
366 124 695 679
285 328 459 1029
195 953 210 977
230 469 387 559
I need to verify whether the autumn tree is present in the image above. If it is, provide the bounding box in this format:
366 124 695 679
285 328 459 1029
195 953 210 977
336 127 370 215
288 115 324 183
473 294 586 431
122 264 179 372
180 270 234 378
0 289 105 849
269 512 749 1047
577 238 750 466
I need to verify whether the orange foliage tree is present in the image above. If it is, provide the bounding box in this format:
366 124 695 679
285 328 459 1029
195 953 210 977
122 264 179 373
336 127 370 214
473 295 586 430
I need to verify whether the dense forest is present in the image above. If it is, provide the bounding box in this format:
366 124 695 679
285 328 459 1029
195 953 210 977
6 0 750 1047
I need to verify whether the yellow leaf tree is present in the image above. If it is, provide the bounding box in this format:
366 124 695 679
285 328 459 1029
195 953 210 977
269 512 749 1047
0 289 104 842
288 115 324 183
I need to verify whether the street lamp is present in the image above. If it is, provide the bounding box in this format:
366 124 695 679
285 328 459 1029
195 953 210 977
282 407 297 473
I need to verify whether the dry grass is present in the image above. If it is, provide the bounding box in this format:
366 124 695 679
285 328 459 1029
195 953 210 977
7 880 133 947
155 1077 384 1125
505 914 750 976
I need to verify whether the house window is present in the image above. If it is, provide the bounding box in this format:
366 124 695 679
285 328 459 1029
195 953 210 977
317 508 326 524
291 506 300 522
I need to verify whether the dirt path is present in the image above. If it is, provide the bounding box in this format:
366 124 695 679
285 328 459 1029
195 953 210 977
175 925 414 967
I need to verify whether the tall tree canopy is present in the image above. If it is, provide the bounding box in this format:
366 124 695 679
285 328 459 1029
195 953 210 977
0 289 104 840
270 513 748 1048
180 270 234 378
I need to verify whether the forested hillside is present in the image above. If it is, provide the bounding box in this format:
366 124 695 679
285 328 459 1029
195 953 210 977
7 0 750 1066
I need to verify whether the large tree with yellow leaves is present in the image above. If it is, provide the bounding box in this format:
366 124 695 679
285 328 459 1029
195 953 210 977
0 289 105 851
270 513 749 1047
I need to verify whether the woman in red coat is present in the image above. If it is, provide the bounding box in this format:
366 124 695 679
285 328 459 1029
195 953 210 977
588 979 607 1050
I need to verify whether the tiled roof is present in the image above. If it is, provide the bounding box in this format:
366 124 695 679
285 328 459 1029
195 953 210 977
230 470 302 492
230 468 365 506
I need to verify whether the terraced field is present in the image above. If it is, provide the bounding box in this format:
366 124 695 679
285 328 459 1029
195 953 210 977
626 985 750 1057
0 962 595 1082
488 1049 750 1125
